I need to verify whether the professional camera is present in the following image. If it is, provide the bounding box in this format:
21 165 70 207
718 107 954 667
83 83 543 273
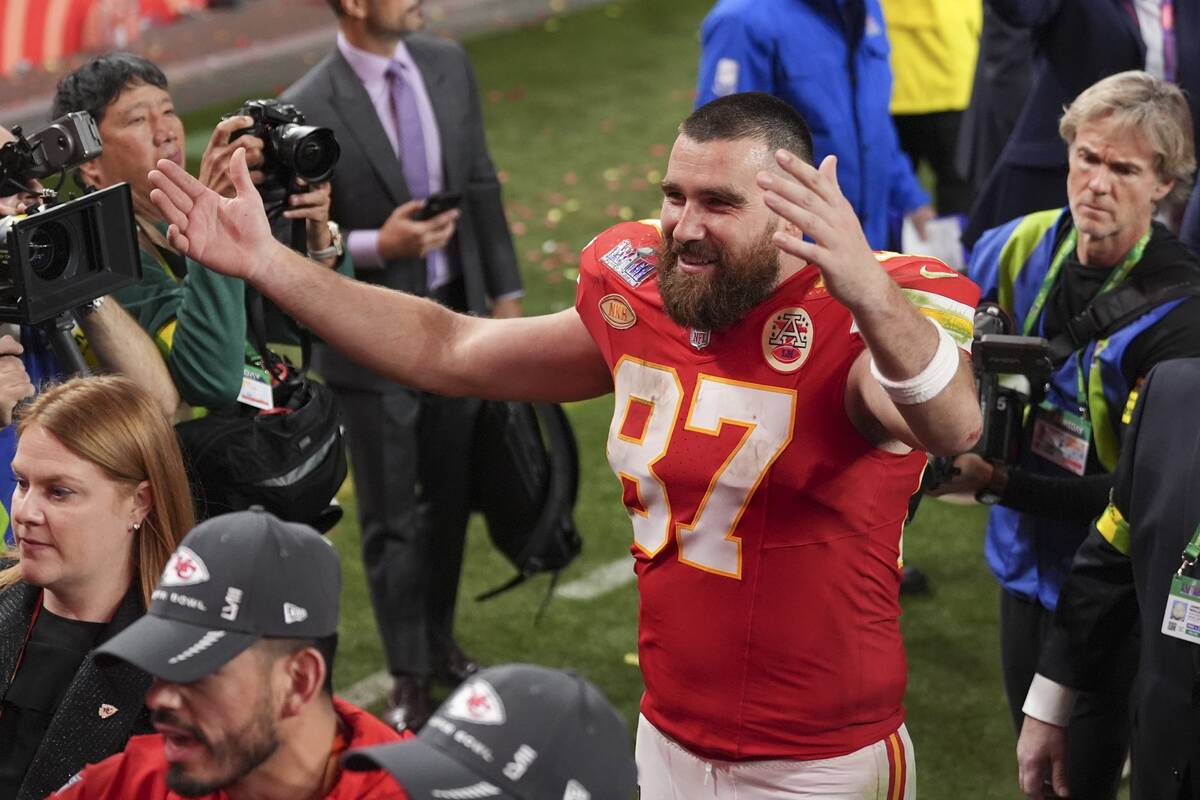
0 113 140 326
229 99 340 200
923 303 1054 491
0 111 101 193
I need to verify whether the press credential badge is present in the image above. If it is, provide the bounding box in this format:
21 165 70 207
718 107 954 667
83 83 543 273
238 365 274 410
1162 524 1200 645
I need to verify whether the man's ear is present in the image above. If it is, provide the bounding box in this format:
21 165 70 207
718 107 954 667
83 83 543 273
339 0 368 20
77 157 103 190
279 648 326 718
1152 178 1174 204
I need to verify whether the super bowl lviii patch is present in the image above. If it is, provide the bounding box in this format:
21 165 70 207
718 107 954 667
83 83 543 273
599 294 637 330
601 239 655 288
763 307 813 374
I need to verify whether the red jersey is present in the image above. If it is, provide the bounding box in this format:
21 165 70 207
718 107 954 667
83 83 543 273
575 221 979 761
50 697 408 800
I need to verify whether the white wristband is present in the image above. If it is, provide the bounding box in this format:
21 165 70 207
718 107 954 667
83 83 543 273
869 317 959 405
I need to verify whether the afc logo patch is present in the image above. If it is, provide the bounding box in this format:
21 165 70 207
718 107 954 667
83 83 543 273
762 307 814 374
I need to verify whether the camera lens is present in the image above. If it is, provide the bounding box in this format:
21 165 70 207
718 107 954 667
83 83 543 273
278 126 339 184
25 220 71 280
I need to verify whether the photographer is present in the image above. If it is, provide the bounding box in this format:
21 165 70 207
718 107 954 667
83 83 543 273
50 53 342 411
0 124 179 538
934 71 1200 798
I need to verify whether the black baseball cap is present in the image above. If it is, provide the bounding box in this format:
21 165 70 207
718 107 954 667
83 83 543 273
95 508 341 683
344 664 636 800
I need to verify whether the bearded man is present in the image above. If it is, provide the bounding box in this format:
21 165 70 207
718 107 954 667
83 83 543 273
48 510 404 800
141 91 983 798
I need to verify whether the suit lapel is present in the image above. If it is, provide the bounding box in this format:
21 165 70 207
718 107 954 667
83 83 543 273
325 51 409 207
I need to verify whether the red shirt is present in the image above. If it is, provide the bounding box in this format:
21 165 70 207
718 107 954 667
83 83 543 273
49 697 408 800
576 221 979 761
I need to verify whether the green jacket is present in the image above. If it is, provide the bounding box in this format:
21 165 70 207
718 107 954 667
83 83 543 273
114 235 247 408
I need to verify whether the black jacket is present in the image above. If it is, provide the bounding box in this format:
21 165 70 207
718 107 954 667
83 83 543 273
1041 359 1200 798
0 581 152 800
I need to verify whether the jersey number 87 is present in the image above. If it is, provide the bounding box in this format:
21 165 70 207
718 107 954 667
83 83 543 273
607 357 796 579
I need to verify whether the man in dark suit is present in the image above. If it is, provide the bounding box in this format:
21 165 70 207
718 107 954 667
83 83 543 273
963 0 1200 248
281 0 523 732
1017 358 1200 799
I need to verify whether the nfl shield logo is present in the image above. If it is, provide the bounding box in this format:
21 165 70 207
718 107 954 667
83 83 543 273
689 329 710 350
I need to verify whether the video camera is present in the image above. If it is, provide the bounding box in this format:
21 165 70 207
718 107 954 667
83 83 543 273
0 112 140 325
229 99 340 202
924 303 1054 490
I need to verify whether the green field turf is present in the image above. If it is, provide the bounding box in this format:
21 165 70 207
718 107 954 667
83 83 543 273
175 2 1111 796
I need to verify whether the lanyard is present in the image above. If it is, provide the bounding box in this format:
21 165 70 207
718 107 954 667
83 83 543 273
1180 521 1200 576
1022 227 1151 411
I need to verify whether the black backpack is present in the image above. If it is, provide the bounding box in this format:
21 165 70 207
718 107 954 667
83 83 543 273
470 400 581 611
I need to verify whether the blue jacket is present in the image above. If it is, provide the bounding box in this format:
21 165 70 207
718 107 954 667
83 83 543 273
968 209 1189 609
696 0 929 248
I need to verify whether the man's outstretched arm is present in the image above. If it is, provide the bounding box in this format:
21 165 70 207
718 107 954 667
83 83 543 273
758 152 981 456
147 151 612 403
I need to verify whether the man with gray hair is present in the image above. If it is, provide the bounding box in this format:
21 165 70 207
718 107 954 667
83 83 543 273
933 70 1200 799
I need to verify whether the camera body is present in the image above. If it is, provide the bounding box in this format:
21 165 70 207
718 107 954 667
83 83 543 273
229 99 340 199
0 111 102 193
972 333 1053 465
924 303 1054 492
0 113 140 325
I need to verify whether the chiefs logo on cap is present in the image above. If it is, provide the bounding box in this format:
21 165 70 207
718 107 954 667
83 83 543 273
160 546 211 588
762 307 814 374
444 678 506 726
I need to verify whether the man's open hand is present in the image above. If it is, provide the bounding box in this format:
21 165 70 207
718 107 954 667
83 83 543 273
148 148 276 283
757 152 886 312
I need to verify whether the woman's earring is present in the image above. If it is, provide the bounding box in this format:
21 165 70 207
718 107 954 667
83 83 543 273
131 521 142 532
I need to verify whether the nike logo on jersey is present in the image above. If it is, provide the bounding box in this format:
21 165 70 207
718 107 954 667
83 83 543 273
919 266 959 280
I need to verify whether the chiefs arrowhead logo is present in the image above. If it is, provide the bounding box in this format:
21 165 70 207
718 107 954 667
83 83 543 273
160 547 211 588
762 307 814 374
444 678 506 726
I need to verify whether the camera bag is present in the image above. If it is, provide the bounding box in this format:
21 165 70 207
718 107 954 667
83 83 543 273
176 288 347 532
470 399 581 613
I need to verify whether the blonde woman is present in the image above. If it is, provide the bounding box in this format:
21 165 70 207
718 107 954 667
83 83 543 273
0 376 195 800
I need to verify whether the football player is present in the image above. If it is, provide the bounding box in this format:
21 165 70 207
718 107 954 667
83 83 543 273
144 91 982 798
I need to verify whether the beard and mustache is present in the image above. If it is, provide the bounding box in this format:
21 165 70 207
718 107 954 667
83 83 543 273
656 222 782 332
155 695 281 798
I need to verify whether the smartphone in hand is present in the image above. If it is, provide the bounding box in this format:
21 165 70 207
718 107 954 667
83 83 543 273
413 190 462 221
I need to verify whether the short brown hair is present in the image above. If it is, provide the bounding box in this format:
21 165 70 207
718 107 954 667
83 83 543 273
1060 70 1196 203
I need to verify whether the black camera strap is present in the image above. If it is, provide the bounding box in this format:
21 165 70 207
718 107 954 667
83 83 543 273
1046 262 1200 367
244 285 312 382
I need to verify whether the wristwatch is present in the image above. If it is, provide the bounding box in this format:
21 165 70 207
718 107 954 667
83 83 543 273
307 220 344 261
975 463 1009 506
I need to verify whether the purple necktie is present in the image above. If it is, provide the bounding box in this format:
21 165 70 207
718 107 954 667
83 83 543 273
387 61 430 199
